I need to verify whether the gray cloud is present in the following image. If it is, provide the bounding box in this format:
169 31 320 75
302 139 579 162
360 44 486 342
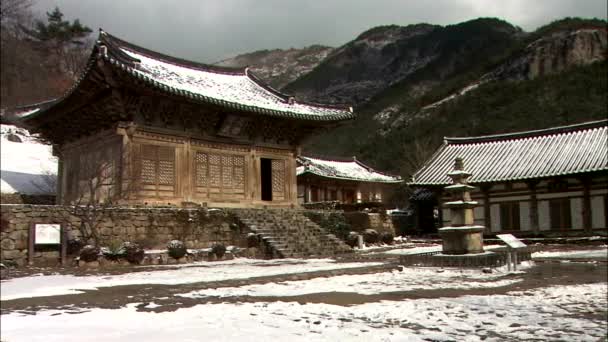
33 0 607 63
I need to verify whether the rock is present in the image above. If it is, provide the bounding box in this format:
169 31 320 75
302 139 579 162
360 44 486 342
78 260 99 268
482 268 493 274
1 238 16 250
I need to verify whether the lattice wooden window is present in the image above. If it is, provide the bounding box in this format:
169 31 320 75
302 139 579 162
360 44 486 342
195 152 208 187
271 159 285 200
140 144 175 186
209 154 222 188
195 152 245 197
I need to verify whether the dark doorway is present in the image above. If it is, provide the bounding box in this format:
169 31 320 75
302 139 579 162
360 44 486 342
261 158 272 201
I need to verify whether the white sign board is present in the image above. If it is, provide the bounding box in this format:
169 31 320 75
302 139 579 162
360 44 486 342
35 224 61 244
496 234 526 249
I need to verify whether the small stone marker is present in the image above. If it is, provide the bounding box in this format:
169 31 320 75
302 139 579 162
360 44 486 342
496 234 526 271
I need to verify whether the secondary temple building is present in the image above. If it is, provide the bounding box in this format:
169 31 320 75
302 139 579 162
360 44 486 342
14 30 354 208
296 155 403 204
409 120 608 235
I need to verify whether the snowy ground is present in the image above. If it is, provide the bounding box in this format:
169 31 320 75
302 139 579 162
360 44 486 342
0 258 381 300
532 247 608 260
1 250 607 341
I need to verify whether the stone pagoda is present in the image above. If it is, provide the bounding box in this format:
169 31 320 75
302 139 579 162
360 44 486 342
438 157 485 255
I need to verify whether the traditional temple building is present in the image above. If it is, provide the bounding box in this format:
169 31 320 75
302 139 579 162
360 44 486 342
409 120 608 235
296 155 403 204
14 30 354 207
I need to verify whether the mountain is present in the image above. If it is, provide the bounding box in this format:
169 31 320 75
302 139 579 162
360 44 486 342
283 19 522 104
215 45 334 89
295 18 607 178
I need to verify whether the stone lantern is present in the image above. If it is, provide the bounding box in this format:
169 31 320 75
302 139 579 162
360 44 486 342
438 157 485 255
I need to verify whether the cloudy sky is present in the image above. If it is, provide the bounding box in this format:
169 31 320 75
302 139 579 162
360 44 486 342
33 0 607 63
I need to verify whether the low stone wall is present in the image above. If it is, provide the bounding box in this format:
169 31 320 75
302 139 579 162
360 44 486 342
0 205 250 266
304 210 396 238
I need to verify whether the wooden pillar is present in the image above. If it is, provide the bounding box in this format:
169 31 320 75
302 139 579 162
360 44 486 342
480 185 492 230
526 180 540 234
56 153 64 205
579 176 592 232
181 138 192 202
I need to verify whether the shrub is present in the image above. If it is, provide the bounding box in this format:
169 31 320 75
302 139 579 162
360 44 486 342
380 232 394 245
247 233 259 248
67 237 85 255
102 240 126 261
346 231 359 248
167 240 187 259
211 243 227 258
79 245 100 262
363 229 379 244
122 241 144 264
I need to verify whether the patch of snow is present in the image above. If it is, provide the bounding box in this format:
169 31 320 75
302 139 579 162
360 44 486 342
2 283 605 342
178 266 523 299
143 302 162 309
532 248 607 259
383 244 504 255
423 81 485 110
1 258 381 300
120 48 349 117
0 124 57 194
297 156 401 182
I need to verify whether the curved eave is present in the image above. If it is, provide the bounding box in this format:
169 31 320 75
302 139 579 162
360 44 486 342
19 31 355 128
407 168 608 187
298 170 404 184
18 50 99 127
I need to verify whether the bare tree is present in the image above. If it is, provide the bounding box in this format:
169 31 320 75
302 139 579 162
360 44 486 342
56 143 138 246
400 135 439 180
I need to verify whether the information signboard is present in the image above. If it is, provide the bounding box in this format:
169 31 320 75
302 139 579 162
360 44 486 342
496 234 527 249
34 224 61 244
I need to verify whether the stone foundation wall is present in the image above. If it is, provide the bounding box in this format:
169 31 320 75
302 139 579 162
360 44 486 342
367 213 395 236
0 205 250 266
304 210 395 237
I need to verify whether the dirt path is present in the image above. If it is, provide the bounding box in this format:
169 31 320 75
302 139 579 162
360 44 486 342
2 262 605 315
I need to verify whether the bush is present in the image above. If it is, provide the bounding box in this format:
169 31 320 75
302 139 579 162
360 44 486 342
102 240 126 261
363 229 379 244
167 240 187 259
380 232 394 245
211 244 226 258
122 242 144 264
79 245 100 262
345 231 359 248
67 237 85 255
247 233 259 248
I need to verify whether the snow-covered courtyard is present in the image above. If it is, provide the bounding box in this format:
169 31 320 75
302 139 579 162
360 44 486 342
1 246 607 341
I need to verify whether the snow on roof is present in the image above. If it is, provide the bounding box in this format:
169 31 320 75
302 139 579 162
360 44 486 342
0 125 57 195
409 120 608 185
96 31 353 122
119 48 351 119
297 156 402 183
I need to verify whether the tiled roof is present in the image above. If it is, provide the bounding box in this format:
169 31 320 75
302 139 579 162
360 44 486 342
297 156 403 183
17 30 354 124
409 120 608 185
98 31 353 122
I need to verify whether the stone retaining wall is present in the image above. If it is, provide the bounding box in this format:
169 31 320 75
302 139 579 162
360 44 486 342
0 205 250 266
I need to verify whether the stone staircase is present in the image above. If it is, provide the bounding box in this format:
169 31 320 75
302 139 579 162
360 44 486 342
232 208 353 258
